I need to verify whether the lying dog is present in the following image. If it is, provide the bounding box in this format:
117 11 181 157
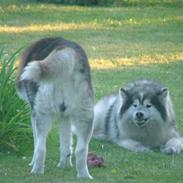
16 37 94 178
93 79 183 154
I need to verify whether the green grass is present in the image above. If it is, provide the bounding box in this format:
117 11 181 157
0 0 183 182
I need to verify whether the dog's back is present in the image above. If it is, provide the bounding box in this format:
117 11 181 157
16 37 93 108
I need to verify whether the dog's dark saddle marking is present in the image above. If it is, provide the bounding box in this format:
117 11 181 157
24 81 39 110
60 102 66 112
105 100 120 139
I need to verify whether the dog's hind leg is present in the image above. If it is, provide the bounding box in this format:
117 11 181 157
57 118 73 168
29 111 38 166
73 117 93 179
31 113 52 174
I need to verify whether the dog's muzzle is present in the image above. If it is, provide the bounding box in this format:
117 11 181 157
135 112 148 127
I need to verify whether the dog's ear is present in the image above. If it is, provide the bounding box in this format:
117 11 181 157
161 87 169 97
157 87 169 99
119 87 129 99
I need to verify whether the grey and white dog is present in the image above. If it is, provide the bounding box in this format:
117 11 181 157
93 80 183 154
16 37 94 178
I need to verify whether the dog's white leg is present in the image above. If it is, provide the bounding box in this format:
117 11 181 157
117 139 151 152
57 119 72 168
31 114 52 174
29 112 38 166
161 137 183 154
73 118 93 179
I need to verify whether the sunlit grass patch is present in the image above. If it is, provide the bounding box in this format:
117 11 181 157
103 15 183 28
90 52 183 69
0 23 101 33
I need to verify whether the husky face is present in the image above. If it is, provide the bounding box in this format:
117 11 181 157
122 97 163 128
129 98 155 127
119 80 168 128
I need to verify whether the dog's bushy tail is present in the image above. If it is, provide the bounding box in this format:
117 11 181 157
20 47 77 83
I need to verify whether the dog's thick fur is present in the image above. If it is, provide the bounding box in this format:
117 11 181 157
16 37 94 178
93 80 183 154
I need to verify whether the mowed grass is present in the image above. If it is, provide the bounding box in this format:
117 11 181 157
0 1 183 183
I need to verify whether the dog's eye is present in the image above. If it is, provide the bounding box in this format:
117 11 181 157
133 104 138 107
146 104 152 108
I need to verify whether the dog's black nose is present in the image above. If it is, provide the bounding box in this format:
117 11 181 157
136 112 144 120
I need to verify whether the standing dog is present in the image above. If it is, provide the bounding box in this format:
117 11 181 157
93 80 183 154
16 37 94 178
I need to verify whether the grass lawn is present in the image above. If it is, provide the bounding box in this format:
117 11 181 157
0 0 183 182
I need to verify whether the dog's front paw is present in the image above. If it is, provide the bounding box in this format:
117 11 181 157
161 137 183 154
57 160 72 169
31 164 44 174
161 146 181 154
118 139 152 153
137 146 152 153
